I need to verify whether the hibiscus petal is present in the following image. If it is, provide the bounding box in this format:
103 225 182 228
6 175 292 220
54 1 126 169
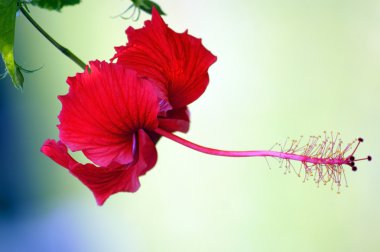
70 163 141 206
147 107 190 144
158 106 190 133
136 129 158 176
40 139 77 169
112 8 217 108
58 61 160 167
41 131 157 205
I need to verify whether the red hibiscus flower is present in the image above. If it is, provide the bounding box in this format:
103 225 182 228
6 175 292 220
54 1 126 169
41 61 160 205
42 10 217 205
42 9 369 205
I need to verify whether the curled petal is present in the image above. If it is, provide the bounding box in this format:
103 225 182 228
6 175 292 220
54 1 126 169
58 61 160 167
41 129 157 205
159 107 190 133
135 129 158 175
147 107 190 144
41 139 77 168
112 8 217 108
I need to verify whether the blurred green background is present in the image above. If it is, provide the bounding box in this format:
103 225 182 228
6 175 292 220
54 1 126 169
0 0 379 251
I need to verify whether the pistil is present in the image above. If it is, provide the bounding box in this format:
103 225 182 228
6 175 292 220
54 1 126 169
154 128 371 169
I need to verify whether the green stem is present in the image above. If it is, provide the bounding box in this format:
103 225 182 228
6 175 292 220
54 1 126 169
20 6 86 70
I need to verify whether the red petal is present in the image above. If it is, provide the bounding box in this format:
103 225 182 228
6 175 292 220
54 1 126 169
159 107 190 133
58 61 160 167
70 163 141 206
134 129 158 176
41 131 157 205
40 139 76 169
112 8 217 108
147 107 190 144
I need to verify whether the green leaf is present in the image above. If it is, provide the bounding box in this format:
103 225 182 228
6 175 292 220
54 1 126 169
31 0 80 11
132 0 165 15
0 0 24 89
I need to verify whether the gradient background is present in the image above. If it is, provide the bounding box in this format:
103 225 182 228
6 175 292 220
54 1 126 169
1 0 379 251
